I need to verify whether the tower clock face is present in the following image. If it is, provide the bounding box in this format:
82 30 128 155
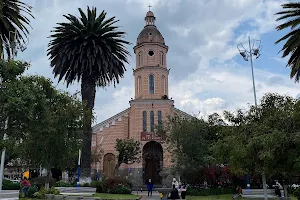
148 50 154 56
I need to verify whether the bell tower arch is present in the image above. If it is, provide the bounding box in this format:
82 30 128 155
133 10 169 100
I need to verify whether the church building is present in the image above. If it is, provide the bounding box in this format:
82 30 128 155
91 9 191 185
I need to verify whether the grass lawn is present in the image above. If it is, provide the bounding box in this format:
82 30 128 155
20 194 298 200
93 193 140 199
186 194 297 200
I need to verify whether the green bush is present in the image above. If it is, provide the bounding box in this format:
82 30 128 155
54 180 73 187
2 179 20 190
82 182 90 187
186 187 235 196
90 180 103 193
111 185 131 194
33 187 47 199
33 186 60 199
48 187 60 195
102 177 132 194
294 187 300 200
27 185 39 198
30 176 56 190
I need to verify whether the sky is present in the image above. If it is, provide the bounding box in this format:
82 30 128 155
15 0 299 124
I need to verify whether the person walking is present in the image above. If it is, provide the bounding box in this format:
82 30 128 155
20 177 31 196
274 181 283 197
169 184 180 200
180 183 187 199
147 179 153 197
232 185 242 199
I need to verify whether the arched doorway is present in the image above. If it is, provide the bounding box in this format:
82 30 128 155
103 153 115 177
143 141 163 184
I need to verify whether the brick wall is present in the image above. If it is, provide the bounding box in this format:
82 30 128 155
91 112 129 173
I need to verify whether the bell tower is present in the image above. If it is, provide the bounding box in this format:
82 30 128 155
133 9 169 100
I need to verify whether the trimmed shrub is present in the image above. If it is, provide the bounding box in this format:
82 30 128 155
27 185 39 198
33 187 47 199
48 187 60 195
54 181 73 187
30 176 56 190
186 187 235 196
102 177 132 194
82 182 90 187
33 186 60 199
2 179 20 190
111 185 131 194
90 180 103 193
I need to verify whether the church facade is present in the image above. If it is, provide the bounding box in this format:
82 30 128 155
91 10 191 185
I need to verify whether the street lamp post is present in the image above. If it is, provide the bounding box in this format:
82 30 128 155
77 149 82 187
237 36 268 200
0 114 8 195
237 36 261 108
0 71 9 195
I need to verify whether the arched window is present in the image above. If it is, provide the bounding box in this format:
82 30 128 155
162 75 166 95
149 75 154 94
161 52 164 65
150 111 154 132
158 111 162 130
137 76 141 94
143 111 147 131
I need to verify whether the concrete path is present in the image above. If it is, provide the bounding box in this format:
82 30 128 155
135 191 160 200
0 190 19 200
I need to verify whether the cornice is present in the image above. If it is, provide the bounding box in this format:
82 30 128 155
133 66 169 75
133 42 169 53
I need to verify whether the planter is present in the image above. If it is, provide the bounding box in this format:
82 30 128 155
45 194 55 200
64 196 83 200
54 195 65 200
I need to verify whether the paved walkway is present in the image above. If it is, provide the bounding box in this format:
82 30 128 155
135 191 160 200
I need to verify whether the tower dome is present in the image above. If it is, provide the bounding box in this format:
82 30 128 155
136 10 165 45
146 11 154 17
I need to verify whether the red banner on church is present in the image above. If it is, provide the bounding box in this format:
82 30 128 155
140 132 162 141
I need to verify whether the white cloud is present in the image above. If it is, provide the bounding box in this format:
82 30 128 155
19 0 298 124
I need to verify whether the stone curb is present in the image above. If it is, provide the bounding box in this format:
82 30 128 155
45 194 143 200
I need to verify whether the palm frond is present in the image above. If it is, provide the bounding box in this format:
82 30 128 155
281 3 300 9
0 0 34 59
275 2 300 82
47 7 131 87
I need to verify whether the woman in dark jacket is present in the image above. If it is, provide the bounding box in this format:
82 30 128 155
169 184 180 200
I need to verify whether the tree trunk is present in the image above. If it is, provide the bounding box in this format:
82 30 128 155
80 74 96 180
283 184 288 197
262 173 268 200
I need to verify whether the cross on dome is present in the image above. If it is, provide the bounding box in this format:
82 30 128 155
145 6 155 26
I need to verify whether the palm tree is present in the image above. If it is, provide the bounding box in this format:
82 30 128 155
47 7 130 177
275 2 300 82
0 0 33 59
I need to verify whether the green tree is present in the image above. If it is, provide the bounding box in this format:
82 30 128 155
275 2 300 82
0 60 84 171
212 93 300 196
158 115 213 184
0 59 29 164
115 138 141 170
47 7 130 177
0 0 34 59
